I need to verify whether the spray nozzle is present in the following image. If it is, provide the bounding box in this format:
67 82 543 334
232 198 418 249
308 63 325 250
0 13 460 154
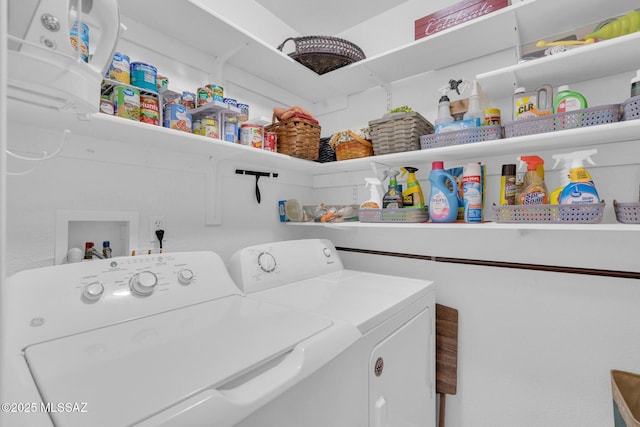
519 155 545 171
400 167 418 177
551 149 597 169
365 177 382 188
438 78 472 97
383 169 400 182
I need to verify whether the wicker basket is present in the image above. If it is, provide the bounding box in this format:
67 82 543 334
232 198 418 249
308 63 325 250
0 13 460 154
329 130 373 161
264 113 321 160
277 36 366 75
369 112 434 156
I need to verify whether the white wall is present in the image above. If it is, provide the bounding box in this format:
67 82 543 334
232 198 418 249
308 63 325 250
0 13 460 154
332 251 640 427
4 2 640 427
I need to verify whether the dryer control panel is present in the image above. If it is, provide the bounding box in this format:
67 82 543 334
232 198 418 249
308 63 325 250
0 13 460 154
4 251 241 348
228 239 344 293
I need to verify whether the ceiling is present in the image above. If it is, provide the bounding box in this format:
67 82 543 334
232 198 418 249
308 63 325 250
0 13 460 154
254 0 408 35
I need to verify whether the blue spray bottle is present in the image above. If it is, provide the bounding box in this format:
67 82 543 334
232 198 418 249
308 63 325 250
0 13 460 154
429 161 459 223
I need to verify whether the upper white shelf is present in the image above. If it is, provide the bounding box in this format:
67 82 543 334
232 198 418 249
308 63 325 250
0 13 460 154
477 31 640 98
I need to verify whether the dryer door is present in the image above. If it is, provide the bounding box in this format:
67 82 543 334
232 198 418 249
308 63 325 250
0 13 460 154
369 307 435 427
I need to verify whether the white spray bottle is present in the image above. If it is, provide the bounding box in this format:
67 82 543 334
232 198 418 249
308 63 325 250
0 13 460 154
361 177 384 209
550 154 573 204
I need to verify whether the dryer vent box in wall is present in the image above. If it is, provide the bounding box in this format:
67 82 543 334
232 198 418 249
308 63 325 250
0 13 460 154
55 210 139 265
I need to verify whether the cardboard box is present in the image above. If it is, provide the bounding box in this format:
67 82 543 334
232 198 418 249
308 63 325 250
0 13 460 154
415 0 509 40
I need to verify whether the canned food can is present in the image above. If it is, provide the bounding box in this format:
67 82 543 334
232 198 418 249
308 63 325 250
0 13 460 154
240 124 262 148
224 120 237 143
140 95 160 126
130 62 158 92
111 86 140 121
264 132 277 152
197 87 212 106
99 99 114 115
156 75 169 93
192 119 202 135
237 103 249 121
163 104 192 133
69 21 89 62
485 108 501 125
223 98 237 108
180 91 196 109
206 84 223 102
202 117 219 139
106 52 130 84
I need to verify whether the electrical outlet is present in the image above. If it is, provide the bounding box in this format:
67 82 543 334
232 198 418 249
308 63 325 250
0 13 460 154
149 215 166 242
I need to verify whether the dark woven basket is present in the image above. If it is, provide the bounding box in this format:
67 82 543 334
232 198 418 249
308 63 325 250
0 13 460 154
277 36 365 75
318 136 336 163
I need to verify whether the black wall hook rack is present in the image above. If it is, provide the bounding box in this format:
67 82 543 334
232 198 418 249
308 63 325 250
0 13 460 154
235 169 279 204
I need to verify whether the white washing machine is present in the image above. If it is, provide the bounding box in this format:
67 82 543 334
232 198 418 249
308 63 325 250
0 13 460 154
0 251 361 427
228 239 436 427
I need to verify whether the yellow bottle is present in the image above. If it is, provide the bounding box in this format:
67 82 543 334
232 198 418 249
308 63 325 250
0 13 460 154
401 167 425 208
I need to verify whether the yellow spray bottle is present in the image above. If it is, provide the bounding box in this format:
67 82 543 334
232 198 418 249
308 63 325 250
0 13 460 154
401 167 425 208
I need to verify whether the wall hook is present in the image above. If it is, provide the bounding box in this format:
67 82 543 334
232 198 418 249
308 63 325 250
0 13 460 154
235 169 278 204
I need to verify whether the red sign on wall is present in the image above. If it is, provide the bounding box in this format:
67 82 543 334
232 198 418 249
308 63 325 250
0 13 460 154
415 0 509 40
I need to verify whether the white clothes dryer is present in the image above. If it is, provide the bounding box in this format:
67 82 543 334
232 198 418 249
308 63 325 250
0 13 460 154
229 239 437 427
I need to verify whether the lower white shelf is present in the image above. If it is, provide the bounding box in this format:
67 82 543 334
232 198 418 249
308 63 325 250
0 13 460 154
285 221 639 231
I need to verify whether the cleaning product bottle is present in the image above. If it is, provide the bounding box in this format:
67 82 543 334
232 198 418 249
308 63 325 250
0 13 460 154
519 155 549 205
434 95 454 132
513 87 535 120
513 85 554 120
400 167 425 208
463 80 483 126
360 177 384 209
631 70 640 97
559 149 600 205
102 241 113 258
549 154 572 205
429 161 459 222
382 169 403 209
535 84 554 116
554 85 587 113
499 164 516 206
462 162 483 223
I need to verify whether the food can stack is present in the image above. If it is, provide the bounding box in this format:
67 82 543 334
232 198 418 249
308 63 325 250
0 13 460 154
368 112 434 155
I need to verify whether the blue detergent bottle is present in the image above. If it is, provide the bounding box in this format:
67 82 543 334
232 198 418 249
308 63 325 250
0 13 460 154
429 161 459 223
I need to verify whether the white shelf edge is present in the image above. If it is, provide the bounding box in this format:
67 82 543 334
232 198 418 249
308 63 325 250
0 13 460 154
285 221 637 231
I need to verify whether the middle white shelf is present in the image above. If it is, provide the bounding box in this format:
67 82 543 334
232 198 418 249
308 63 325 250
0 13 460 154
17 105 640 178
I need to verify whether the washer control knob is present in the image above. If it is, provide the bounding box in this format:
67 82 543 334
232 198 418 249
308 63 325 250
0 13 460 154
178 268 194 285
258 252 276 273
83 282 104 301
323 247 332 257
129 271 158 296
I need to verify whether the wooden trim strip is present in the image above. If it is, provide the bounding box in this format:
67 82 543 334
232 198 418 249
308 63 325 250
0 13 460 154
335 247 640 280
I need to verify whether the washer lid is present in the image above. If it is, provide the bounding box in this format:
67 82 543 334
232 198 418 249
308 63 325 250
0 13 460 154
247 269 434 333
24 295 334 427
